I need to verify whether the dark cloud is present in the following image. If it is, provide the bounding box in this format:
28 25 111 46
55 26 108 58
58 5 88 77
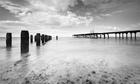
0 6 19 21
68 0 140 17
69 0 96 16
9 0 30 6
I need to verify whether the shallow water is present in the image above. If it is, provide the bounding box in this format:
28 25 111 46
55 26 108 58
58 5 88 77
0 37 140 84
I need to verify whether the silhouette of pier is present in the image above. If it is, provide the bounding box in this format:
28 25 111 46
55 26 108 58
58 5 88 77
73 30 140 40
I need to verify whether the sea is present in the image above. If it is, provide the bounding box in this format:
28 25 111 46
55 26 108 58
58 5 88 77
0 37 140 84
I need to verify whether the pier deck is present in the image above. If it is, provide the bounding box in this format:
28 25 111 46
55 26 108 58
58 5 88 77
73 30 140 39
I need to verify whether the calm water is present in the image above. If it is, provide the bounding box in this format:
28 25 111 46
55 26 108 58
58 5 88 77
0 37 140 84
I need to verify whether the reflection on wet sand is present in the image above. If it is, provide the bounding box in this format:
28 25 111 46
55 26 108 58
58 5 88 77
0 38 140 84
5 47 12 59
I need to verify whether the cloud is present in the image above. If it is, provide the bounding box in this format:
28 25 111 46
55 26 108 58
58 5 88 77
0 0 30 17
0 0 93 28
0 0 140 36
0 20 30 27
0 0 139 26
68 0 139 17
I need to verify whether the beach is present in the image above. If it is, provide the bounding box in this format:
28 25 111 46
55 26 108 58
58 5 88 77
0 37 140 84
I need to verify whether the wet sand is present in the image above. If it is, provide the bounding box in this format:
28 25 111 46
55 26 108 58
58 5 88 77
0 56 140 84
0 38 140 84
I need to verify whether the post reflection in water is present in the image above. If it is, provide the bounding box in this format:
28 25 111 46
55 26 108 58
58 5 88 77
36 46 41 56
5 47 12 59
18 52 30 78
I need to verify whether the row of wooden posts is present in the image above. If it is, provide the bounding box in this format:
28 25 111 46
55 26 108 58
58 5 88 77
6 30 52 54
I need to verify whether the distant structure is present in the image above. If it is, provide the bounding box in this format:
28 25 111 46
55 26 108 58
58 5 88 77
73 30 140 40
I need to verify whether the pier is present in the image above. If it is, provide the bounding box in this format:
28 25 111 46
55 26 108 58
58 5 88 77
73 30 140 40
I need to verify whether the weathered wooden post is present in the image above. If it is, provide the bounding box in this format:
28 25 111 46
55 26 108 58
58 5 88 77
30 35 33 43
44 35 48 42
21 30 29 54
6 33 12 48
41 34 45 44
56 36 58 40
36 33 40 46
50 36 52 40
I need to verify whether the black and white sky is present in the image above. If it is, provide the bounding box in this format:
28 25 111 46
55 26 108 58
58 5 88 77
0 0 140 36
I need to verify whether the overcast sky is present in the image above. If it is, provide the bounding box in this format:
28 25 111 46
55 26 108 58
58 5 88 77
0 0 140 37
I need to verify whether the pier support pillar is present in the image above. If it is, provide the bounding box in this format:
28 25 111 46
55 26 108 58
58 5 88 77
115 33 117 39
107 34 109 39
36 33 41 46
100 34 102 38
21 30 29 54
122 33 124 39
130 32 132 40
119 33 121 39
125 33 128 39
134 32 137 40
90 35 92 38
103 34 105 39
6 33 12 48
96 34 98 39
93 34 95 38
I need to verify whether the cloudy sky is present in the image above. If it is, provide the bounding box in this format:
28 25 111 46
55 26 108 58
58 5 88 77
0 0 140 37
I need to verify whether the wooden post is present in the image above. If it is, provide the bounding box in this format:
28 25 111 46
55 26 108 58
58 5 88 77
21 30 29 54
6 33 12 48
41 34 45 44
36 33 41 46
56 36 58 40
45 35 48 42
30 35 33 43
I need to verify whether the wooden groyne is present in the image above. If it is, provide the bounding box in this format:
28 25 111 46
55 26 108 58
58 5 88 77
73 30 140 40
4 30 52 54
